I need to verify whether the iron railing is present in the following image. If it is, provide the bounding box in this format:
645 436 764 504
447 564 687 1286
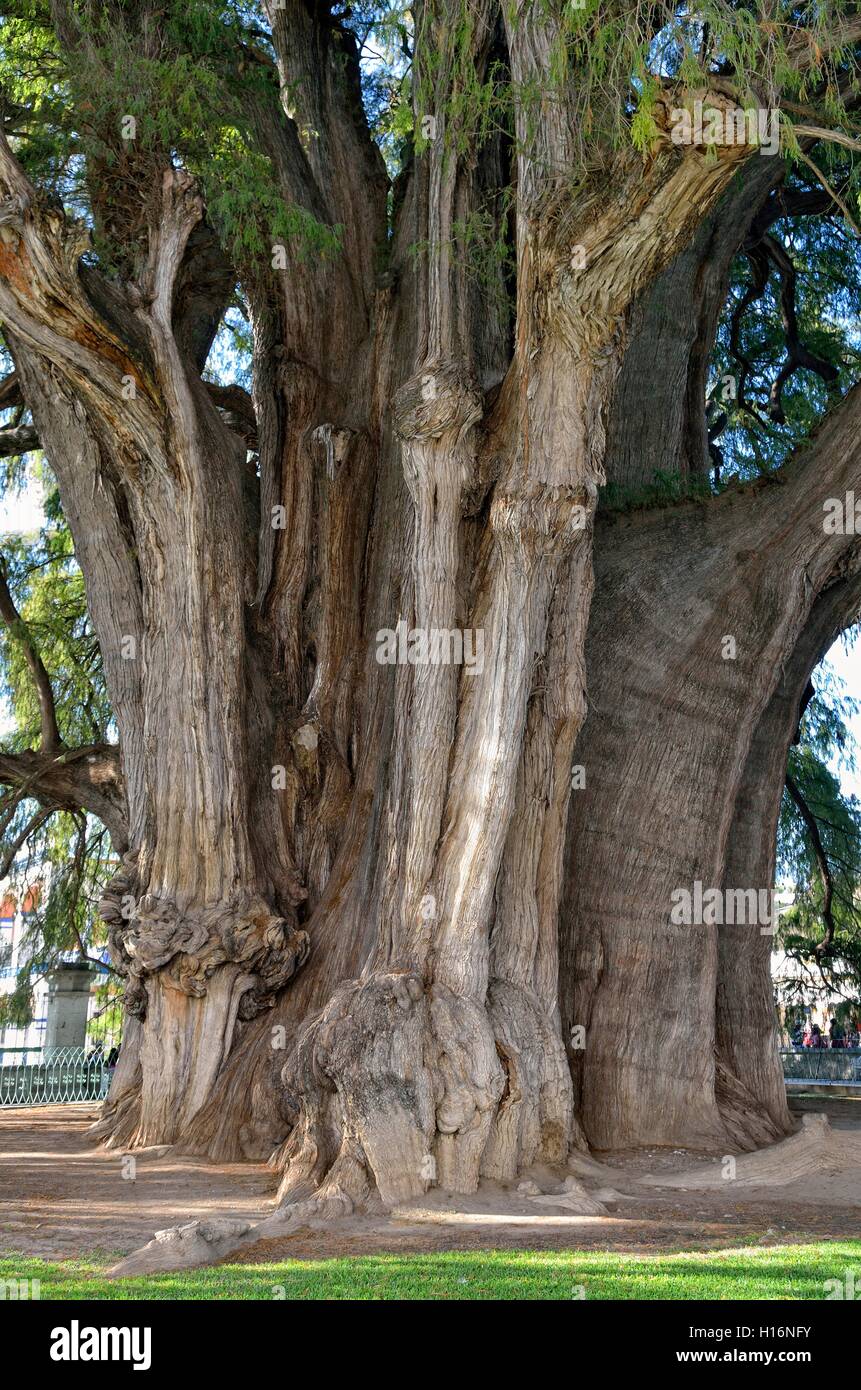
780 1046 861 1086
0 1046 113 1106
2 1045 857 1107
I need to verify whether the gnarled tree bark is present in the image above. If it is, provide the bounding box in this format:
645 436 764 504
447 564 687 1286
0 0 857 1224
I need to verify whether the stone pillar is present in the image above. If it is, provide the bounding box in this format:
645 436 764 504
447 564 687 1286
44 963 94 1052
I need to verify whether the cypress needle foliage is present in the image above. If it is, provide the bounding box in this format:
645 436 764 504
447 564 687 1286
778 661 861 1011
411 0 859 170
0 0 342 277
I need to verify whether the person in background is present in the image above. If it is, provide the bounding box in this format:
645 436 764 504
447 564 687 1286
829 1017 845 1049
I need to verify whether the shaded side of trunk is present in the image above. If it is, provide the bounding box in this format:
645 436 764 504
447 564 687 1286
561 388 861 1151
606 158 795 490
716 568 861 1143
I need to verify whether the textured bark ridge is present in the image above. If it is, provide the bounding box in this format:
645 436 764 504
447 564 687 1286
562 388 861 1152
255 55 761 1208
1 0 858 1218
0 151 311 1144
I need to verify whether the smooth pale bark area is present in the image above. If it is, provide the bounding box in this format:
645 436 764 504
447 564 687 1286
561 388 861 1151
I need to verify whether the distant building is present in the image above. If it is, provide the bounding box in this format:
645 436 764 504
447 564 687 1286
0 877 113 1056
0 883 47 1053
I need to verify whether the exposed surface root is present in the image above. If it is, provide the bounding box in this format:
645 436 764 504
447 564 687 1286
642 1113 860 1189
106 1168 609 1277
108 1218 255 1277
9 1102 847 1278
524 1175 607 1215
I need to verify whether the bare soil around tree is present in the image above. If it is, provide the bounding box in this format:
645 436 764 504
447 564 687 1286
1 1100 859 1269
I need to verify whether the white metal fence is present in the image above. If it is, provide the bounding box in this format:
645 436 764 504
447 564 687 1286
0 1046 112 1106
780 1047 861 1087
2 1045 857 1107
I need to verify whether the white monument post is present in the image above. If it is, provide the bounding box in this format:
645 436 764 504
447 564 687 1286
44 963 94 1052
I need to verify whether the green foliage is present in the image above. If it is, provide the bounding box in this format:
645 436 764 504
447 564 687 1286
710 174 861 479
600 468 715 513
409 0 859 172
0 0 340 277
630 79 661 157
202 131 342 266
777 659 861 1009
0 814 117 1032
346 2 414 175
0 475 110 751
0 447 116 1029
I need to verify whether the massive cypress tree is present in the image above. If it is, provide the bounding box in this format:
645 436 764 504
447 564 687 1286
0 1 860 1219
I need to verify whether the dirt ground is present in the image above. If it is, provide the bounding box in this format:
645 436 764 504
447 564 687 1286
0 1105 276 1261
0 1099 858 1265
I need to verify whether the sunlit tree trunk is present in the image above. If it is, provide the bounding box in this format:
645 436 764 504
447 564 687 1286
1 0 856 1222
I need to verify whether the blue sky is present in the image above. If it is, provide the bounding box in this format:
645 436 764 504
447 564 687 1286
819 637 861 799
0 469 43 534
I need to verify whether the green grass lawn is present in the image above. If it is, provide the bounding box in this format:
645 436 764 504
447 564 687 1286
2 1241 860 1300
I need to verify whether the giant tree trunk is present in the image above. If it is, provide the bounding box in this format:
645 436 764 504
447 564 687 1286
1 0 855 1218
561 389 861 1151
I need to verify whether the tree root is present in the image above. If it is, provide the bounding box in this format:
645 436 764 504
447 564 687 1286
273 971 504 1206
105 1184 365 1279
641 1112 860 1189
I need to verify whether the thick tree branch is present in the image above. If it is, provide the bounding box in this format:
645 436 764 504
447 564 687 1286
173 223 237 375
0 742 126 851
750 181 845 237
205 381 257 448
0 127 160 433
791 124 861 154
0 421 37 456
607 147 826 487
0 369 22 410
